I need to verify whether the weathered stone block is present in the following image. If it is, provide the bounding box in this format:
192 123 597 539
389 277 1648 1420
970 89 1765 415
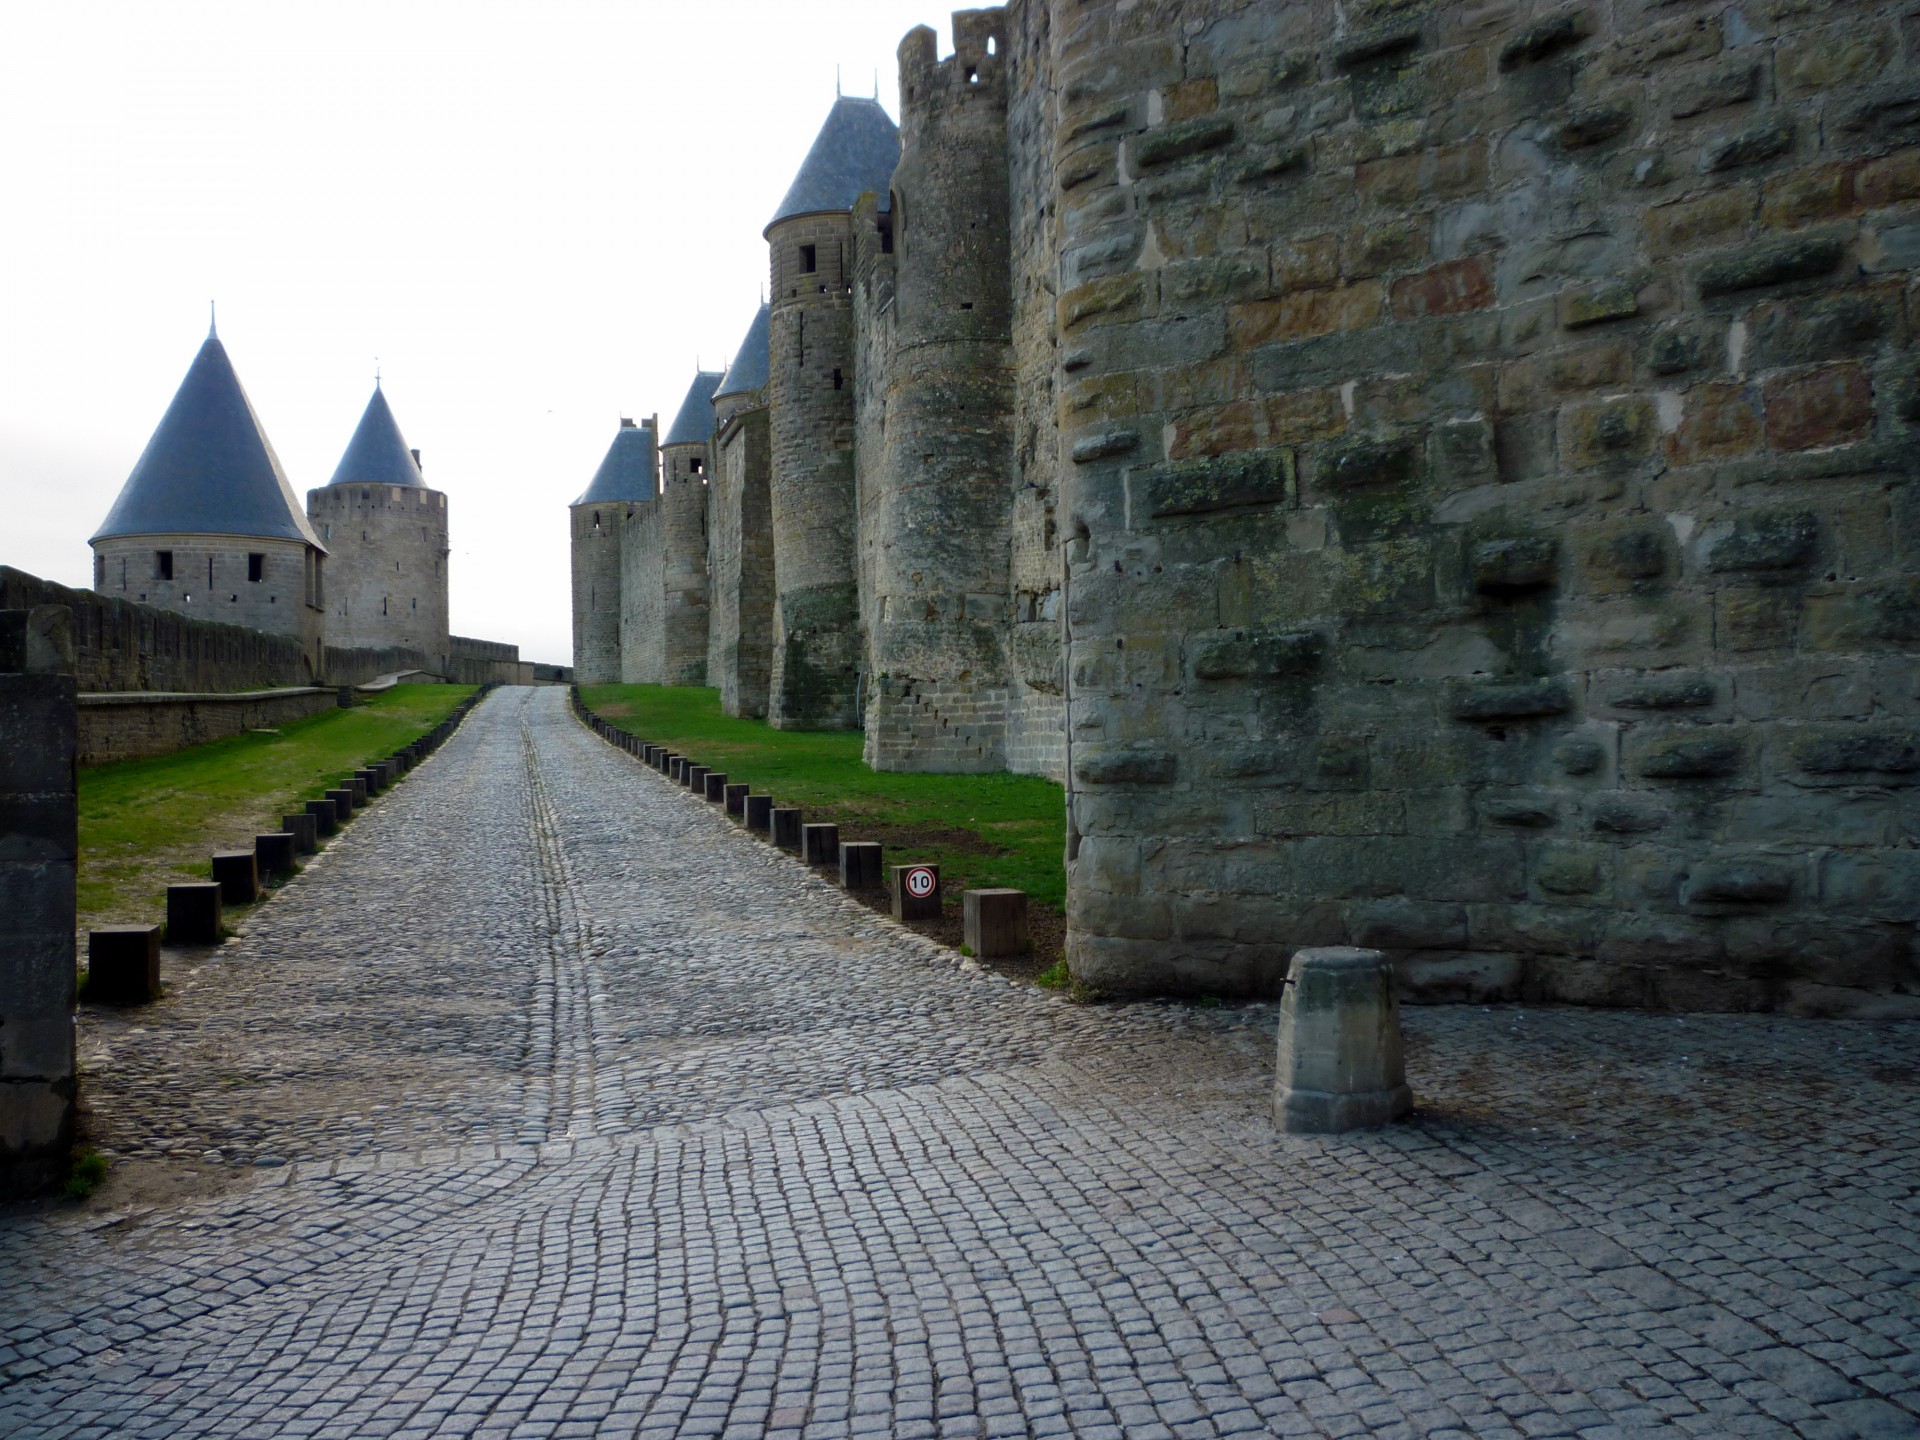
1763 363 1873 451
87 926 160 1005
1074 747 1177 785
1695 232 1848 296
1631 730 1747 779
1273 947 1412 1133
1390 258 1495 319
1130 116 1234 169
1451 680 1573 721
1498 10 1592 71
1682 859 1794 906
1189 629 1323 681
963 889 1030 958
1313 430 1422 492
165 882 222 945
1702 512 1818 572
1472 537 1559 593
1792 730 1920 777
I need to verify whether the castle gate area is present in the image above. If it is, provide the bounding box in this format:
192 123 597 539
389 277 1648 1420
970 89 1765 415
1 687 1915 1439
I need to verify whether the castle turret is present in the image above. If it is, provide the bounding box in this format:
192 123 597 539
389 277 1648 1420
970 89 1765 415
708 304 776 717
570 417 655 684
306 384 450 671
861 12 1015 772
764 95 900 728
631 371 721 685
90 326 328 677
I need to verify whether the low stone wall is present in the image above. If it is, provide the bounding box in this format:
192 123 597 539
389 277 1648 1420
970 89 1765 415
448 635 535 686
78 688 339 766
325 643 436 688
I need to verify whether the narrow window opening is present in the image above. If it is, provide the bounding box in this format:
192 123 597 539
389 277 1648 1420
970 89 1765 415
878 214 894 253
229 593 237 603
691 456 704 475
382 597 388 615
799 243 817 274
248 553 263 582
412 598 417 609
93 554 104 588
966 66 978 83
120 558 127 590
833 368 844 390
987 35 997 55
361 489 370 501
207 556 215 586
960 302 974 311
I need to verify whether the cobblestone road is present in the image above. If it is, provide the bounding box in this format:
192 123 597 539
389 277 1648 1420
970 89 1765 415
3 686 1917 1439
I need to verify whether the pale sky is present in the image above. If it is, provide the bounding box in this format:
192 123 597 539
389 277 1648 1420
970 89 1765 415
0 0 943 666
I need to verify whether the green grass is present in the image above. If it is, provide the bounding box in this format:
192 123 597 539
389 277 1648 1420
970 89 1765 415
581 684 1067 908
78 685 476 931
64 1146 107 1201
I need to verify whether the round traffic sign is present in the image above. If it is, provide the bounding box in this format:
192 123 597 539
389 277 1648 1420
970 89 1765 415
904 865 937 899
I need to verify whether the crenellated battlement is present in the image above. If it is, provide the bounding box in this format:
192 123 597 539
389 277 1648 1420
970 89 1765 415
898 9 1008 134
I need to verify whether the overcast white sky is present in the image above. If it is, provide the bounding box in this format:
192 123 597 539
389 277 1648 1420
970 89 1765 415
0 0 943 666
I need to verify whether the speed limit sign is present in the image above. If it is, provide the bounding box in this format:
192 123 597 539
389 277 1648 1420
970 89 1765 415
904 865 937 899
892 862 941 920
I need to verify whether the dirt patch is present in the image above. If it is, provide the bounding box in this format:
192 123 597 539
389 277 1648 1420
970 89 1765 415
835 823 1010 856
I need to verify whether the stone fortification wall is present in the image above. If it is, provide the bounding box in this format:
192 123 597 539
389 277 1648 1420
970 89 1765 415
89 535 324 674
307 482 451 668
619 501 666 684
325 643 436 687
1051 0 1920 1014
449 635 535 686
78 687 338 765
1003 0 1066 782
659 448 712 685
859 14 1018 774
1 566 311 691
768 211 864 728
707 404 775 716
570 503 625 685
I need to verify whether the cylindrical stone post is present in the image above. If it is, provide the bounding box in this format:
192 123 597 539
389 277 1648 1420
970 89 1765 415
723 783 750 817
210 850 259 906
745 795 773 831
802 822 840 865
1274 947 1413 1134
165 882 223 945
839 841 883 889
771 807 803 849
87 926 161 1005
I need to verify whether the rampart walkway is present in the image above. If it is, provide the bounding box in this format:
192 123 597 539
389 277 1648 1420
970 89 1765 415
2 686 1916 1439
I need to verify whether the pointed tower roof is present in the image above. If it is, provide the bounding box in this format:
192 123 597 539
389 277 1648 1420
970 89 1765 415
327 384 425 489
573 419 656 506
765 95 900 234
92 333 322 548
663 371 725 447
714 303 771 401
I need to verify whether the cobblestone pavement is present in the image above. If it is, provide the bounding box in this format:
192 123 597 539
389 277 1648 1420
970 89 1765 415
2 686 1917 1440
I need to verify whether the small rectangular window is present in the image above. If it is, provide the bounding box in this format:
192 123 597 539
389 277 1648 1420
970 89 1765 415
94 555 104 588
248 553 264 582
156 550 173 580
799 243 817 274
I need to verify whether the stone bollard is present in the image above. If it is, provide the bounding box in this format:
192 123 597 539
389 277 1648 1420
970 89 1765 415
802 822 839 865
165 882 223 945
723 782 749 817
963 889 1030 958
304 798 339 837
687 765 709 793
281 812 319 855
87 926 161 1004
890 863 941 922
254 831 296 879
744 795 773 831
704 771 728 802
211 850 260 905
771 807 803 849
840 841 883 890
325 787 355 821
1273 947 1412 1134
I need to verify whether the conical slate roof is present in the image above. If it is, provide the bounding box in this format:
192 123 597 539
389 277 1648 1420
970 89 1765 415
327 385 425 488
663 372 725 448
765 96 900 233
573 420 656 506
714 303 771 401
92 334 322 547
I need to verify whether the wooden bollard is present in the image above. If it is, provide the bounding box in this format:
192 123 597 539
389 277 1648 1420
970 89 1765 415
744 795 773 831
771 807 803 849
254 832 297 879
840 841 882 890
356 766 382 795
165 882 222 945
890 863 941 922
346 775 369 806
687 764 709 793
963 889 1030 958
704 771 728 802
87 925 161 1004
282 812 319 854
645 745 662 766
325 787 355 821
724 782 749 817
211 850 260 905
802 822 839 865
304 798 339 837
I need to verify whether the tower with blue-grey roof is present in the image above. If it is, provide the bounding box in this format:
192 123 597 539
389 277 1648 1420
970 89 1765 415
621 372 721 685
307 383 451 671
707 303 775 717
569 415 656 684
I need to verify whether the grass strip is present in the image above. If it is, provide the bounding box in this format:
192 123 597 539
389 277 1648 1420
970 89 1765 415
579 684 1067 908
78 684 476 932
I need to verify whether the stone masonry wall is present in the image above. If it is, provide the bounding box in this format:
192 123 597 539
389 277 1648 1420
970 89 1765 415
307 482 451 669
90 535 324 676
1005 0 1068 781
859 14 1018 775
1051 0 1920 1014
768 211 864 728
659 446 712 686
570 503 625 685
620 501 667 685
708 403 775 717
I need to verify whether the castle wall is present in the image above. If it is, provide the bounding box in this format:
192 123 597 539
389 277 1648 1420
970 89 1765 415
1003 0 1065 781
1050 0 1920 1014
619 501 666 684
707 404 775 716
857 14 1017 774
306 482 451 669
569 503 625 684
89 534 324 676
767 211 863 728
659 445 712 685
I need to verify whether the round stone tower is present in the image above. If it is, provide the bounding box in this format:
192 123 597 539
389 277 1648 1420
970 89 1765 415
306 384 450 672
657 371 722 684
90 324 328 678
863 12 1016 772
570 417 656 685
708 303 776 718
765 95 900 729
